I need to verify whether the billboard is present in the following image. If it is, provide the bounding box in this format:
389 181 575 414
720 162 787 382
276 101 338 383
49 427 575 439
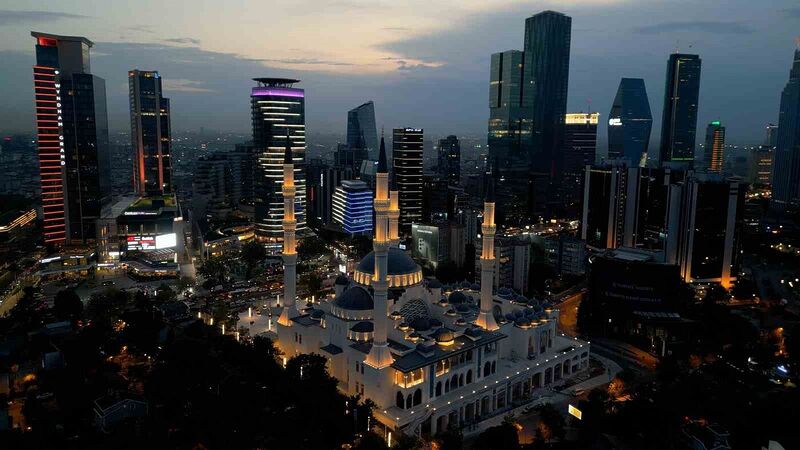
156 232 177 249
127 235 156 250
411 224 439 267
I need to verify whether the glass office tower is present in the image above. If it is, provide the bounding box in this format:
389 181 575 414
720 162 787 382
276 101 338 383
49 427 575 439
772 49 800 208
346 101 379 161
607 78 652 166
251 78 306 248
393 128 424 231
437 135 461 186
32 31 110 245
659 53 702 164
129 70 172 196
488 10 571 224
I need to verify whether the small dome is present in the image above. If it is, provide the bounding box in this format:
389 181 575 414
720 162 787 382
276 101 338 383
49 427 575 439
432 327 455 344
459 281 471 289
390 311 403 320
504 313 515 321
445 309 457 317
498 287 513 299
455 318 467 326
455 304 470 313
448 291 467 304
470 283 480 291
350 321 374 333
410 317 432 332
524 308 536 318
427 279 442 289
335 274 350 285
408 331 422 341
333 286 374 311
438 298 449 306
311 309 325 320
515 318 531 328
398 322 411 331
429 318 443 327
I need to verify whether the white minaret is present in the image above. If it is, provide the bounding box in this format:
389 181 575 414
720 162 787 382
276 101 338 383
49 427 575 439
365 137 394 368
278 132 299 326
388 168 400 247
475 172 499 331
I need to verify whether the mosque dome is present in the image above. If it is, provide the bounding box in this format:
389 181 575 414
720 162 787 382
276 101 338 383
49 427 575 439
332 286 374 311
353 247 423 288
350 321 374 333
432 327 455 345
448 291 468 304
335 274 350 286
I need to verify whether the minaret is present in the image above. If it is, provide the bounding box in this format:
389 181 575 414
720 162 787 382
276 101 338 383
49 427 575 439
475 171 499 331
278 131 299 326
365 137 394 368
388 165 400 247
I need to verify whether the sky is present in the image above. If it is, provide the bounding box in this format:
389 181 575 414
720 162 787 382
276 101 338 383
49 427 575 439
0 0 799 145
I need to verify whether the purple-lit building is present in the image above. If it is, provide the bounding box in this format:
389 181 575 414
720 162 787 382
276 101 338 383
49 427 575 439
251 78 306 249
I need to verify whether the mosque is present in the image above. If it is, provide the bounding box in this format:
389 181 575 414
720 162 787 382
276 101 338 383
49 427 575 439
271 136 591 436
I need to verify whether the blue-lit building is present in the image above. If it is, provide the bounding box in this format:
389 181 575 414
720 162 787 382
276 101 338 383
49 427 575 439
607 78 652 166
332 180 373 235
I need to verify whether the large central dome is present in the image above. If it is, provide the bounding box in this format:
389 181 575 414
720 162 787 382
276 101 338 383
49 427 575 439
353 247 423 288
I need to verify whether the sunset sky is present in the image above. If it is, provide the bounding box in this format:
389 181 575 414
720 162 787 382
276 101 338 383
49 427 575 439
1 0 799 143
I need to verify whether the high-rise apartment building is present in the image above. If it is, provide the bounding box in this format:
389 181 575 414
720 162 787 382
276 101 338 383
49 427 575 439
32 32 110 245
129 69 171 195
393 128 424 231
437 135 461 186
660 53 702 164
765 123 779 148
703 121 725 173
753 146 774 187
488 11 571 224
563 113 598 217
772 49 800 208
250 78 306 248
346 101 379 161
607 78 652 166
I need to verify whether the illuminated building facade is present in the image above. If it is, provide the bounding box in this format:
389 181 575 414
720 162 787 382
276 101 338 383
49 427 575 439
607 78 652 166
32 31 110 245
659 53 702 164
393 128 424 232
251 78 306 249
129 69 172 195
332 180 374 235
703 121 725 173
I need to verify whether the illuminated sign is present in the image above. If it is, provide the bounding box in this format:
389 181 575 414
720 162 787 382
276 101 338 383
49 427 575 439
568 404 582 420
608 118 622 126
156 233 177 249
127 235 156 250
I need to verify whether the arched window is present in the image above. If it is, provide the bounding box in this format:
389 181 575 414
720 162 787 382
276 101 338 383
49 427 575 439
451 374 458 389
484 362 491 377
396 391 404 409
445 380 450 393
459 374 464 387
491 361 496 374
466 369 473 384
413 388 422 406
436 381 442 397
406 394 413 409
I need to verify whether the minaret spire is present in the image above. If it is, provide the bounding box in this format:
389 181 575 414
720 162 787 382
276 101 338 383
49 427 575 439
475 167 499 331
278 129 299 326
365 135 393 368
388 137 400 247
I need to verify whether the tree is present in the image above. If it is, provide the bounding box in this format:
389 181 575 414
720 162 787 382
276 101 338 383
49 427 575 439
175 276 196 294
434 427 463 450
297 235 330 260
354 432 388 450
197 256 230 287
155 283 177 303
537 403 566 443
301 272 323 298
54 289 83 320
473 422 520 450
240 240 266 276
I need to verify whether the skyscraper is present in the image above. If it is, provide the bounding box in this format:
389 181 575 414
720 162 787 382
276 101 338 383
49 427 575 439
332 180 373 235
437 135 461 186
562 113 598 216
765 123 779 148
32 32 110 245
772 48 800 208
488 11 571 223
659 53 702 164
703 121 725 173
129 69 172 196
392 128 424 231
251 78 306 248
607 78 653 166
346 101 379 161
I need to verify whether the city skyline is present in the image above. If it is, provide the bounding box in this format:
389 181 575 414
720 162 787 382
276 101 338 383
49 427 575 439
0 2 798 145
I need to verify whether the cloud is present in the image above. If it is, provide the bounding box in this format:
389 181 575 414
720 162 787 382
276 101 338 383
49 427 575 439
0 10 88 26
254 57 355 66
163 37 201 45
633 21 754 35
382 27 411 32
126 24 154 33
161 78 214 93
395 60 443 71
781 7 800 17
